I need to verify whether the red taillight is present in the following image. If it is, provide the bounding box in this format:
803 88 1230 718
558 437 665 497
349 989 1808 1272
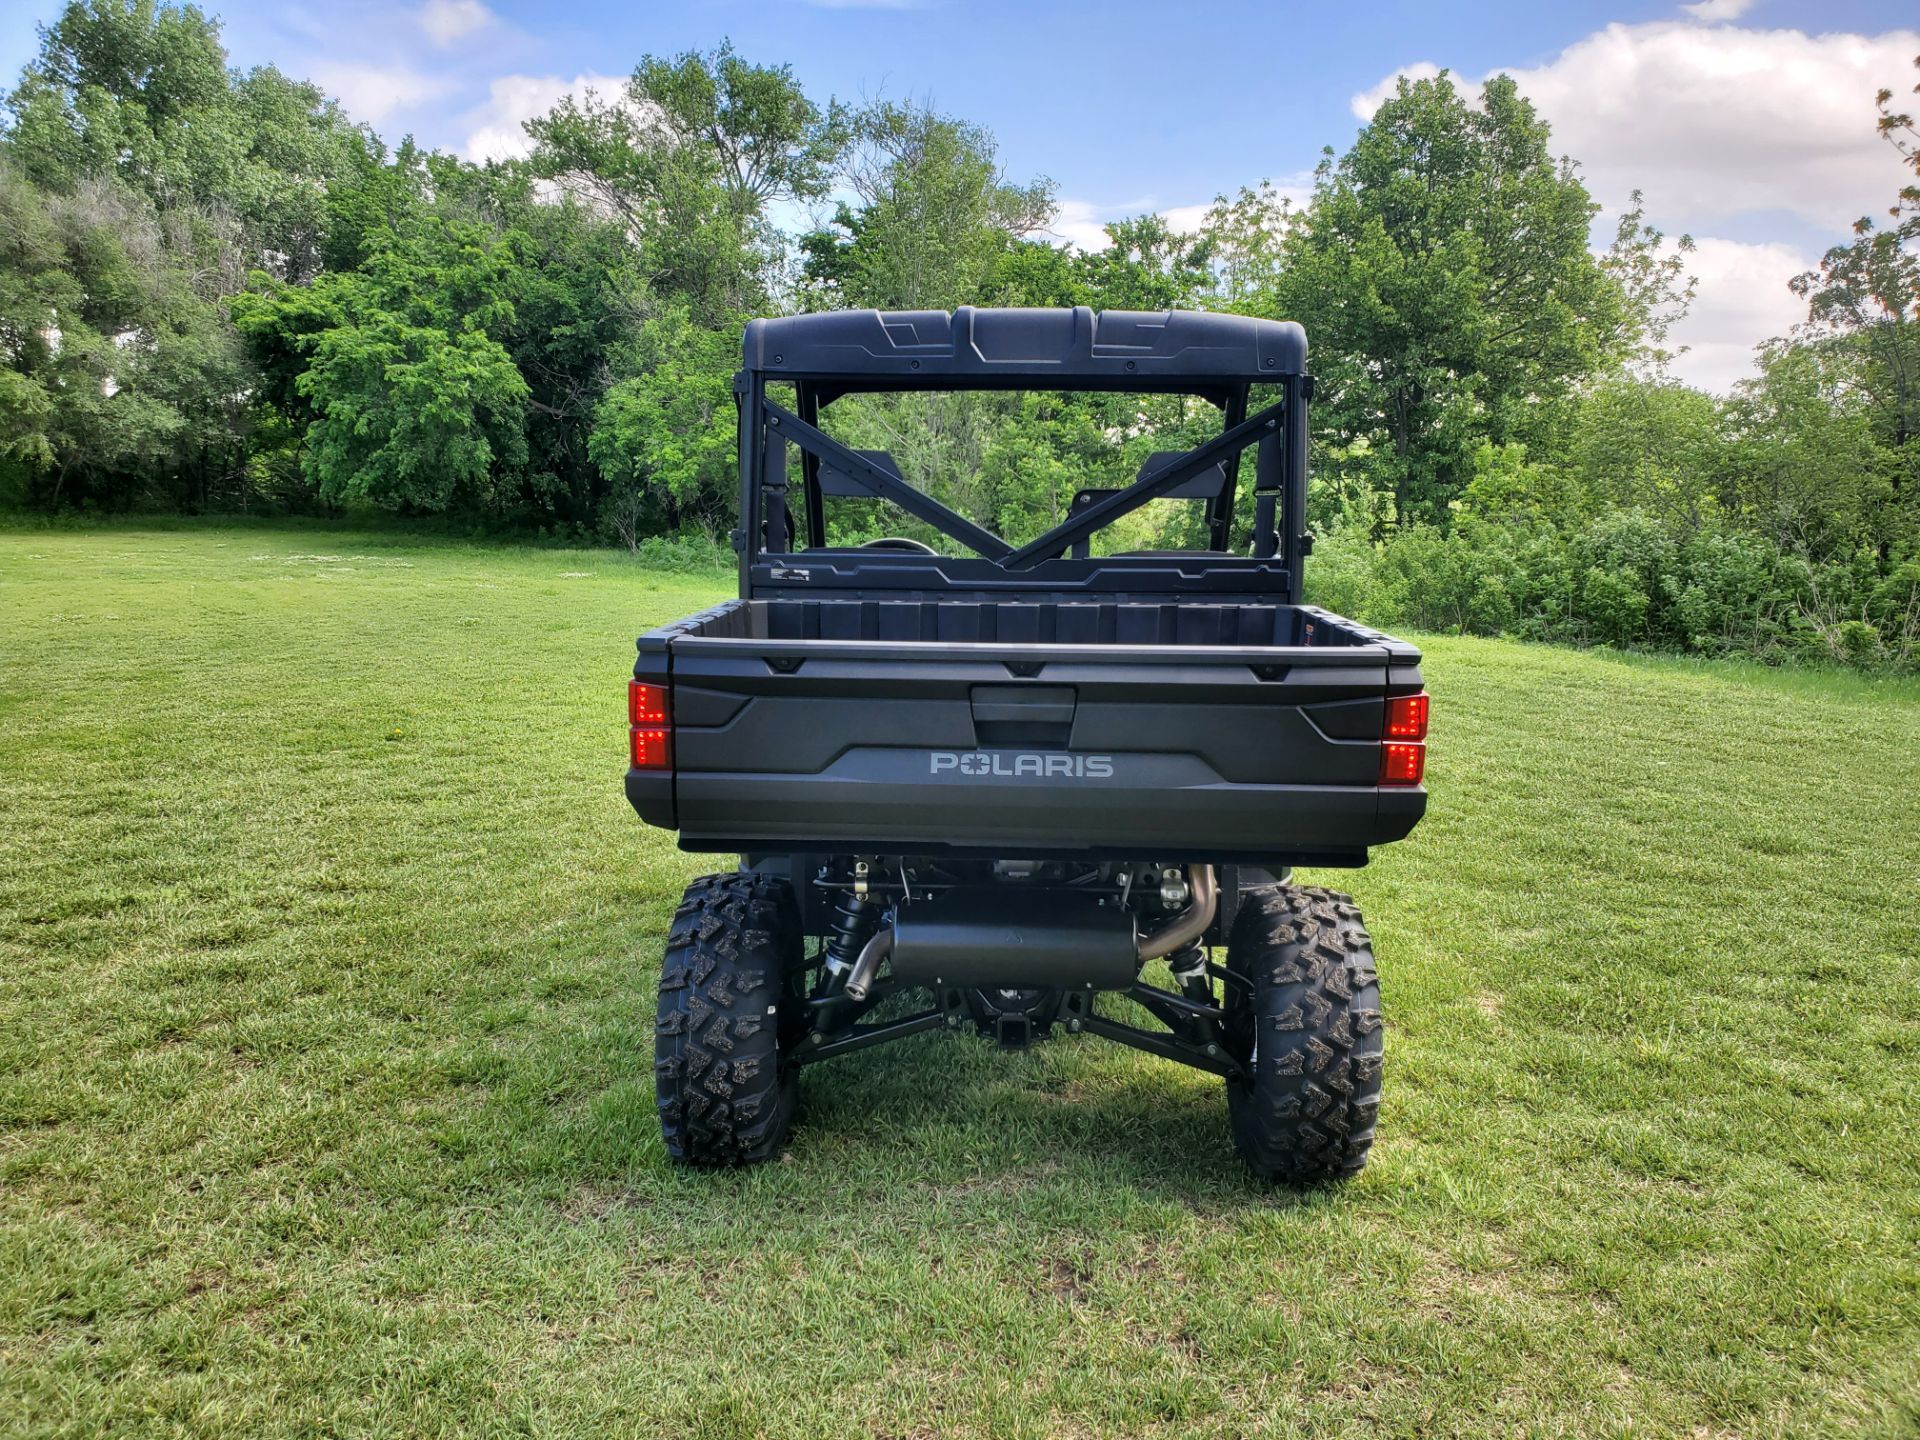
629 680 671 769
1380 690 1428 785
1380 741 1425 786
629 680 668 726
1384 692 1429 741
630 724 671 769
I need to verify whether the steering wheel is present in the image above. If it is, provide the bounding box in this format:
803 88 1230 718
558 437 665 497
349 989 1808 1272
857 537 939 554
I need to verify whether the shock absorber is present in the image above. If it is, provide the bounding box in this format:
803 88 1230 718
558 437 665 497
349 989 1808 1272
817 886 876 995
1167 942 1212 1004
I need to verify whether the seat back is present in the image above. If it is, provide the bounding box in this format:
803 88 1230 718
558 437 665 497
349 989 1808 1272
1064 454 1234 557
816 449 904 496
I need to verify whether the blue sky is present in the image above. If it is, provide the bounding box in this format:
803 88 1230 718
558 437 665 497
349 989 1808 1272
4 0 1917 389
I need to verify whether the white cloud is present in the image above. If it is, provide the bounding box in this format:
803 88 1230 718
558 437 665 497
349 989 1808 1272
1665 236 1811 392
1349 62 1441 120
420 0 497 46
1680 0 1754 21
308 61 458 125
1161 202 1219 234
1049 199 1118 251
460 72 629 161
1354 22 1918 231
1049 178 1314 253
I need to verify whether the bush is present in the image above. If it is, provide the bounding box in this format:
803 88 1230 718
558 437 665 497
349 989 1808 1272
1301 524 1383 619
629 528 733 572
1306 501 1916 674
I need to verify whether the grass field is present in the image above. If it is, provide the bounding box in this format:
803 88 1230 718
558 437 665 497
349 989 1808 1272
3 523 1918 1439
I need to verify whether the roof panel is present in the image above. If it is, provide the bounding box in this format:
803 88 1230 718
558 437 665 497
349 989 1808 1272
743 305 1306 382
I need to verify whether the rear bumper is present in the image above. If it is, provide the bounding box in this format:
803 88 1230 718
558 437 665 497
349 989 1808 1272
628 752 1424 864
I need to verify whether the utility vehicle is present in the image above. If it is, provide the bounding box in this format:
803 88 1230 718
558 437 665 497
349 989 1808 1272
627 307 1429 1183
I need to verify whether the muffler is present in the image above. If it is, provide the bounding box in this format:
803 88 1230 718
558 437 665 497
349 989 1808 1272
890 888 1138 992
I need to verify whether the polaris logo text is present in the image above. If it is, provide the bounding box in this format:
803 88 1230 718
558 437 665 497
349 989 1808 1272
929 752 1114 779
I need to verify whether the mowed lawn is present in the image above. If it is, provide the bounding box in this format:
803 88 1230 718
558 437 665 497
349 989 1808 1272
2 525 1918 1440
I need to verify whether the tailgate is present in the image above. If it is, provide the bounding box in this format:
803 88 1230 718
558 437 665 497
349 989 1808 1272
629 606 1425 864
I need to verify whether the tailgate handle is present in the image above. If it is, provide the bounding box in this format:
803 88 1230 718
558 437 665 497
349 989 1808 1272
970 685 1077 748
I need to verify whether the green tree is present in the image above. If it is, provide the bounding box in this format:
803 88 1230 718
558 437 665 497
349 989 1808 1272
1564 378 1724 531
4 0 229 194
1600 191 1697 375
1788 54 1920 559
1074 214 1211 312
527 42 842 322
1722 339 1901 558
231 215 531 514
0 0 377 511
630 41 846 216
6 2 368 278
430 159 644 525
804 101 1054 309
1195 181 1295 310
588 305 738 545
0 156 250 509
1276 72 1630 526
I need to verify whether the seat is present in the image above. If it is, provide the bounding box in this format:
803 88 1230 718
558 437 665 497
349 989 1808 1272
1065 454 1235 558
815 449 904 496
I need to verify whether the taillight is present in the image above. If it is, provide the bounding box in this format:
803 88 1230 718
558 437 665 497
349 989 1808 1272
629 680 671 770
1384 692 1429 741
1380 691 1428 785
1379 742 1425 786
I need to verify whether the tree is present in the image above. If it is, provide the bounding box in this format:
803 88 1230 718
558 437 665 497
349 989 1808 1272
1194 181 1295 311
1564 378 1724 532
4 0 229 195
631 41 846 217
428 158 644 525
1722 339 1902 558
1789 53 1920 559
6 2 368 279
1276 72 1631 527
231 215 531 514
1601 191 1697 375
588 304 738 544
0 1 378 512
527 42 842 322
802 101 1054 310
1073 214 1211 312
0 156 251 510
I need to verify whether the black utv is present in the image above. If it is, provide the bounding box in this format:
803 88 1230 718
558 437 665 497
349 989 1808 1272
626 307 1430 1183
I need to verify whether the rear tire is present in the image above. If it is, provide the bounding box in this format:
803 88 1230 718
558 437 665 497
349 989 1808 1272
1224 885 1384 1184
654 873 801 1166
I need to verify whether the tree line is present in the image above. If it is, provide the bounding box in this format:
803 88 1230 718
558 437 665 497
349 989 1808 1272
1 2 1916 669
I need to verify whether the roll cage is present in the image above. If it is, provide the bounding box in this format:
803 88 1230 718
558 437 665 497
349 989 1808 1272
732 306 1313 601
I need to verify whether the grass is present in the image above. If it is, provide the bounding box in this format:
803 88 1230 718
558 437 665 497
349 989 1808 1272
2 524 1918 1439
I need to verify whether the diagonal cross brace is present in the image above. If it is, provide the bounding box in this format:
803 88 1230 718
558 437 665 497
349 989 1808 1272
996 397 1289 569
761 400 1012 560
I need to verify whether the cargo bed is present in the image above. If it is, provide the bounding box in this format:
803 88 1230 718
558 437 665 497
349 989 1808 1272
627 597 1426 864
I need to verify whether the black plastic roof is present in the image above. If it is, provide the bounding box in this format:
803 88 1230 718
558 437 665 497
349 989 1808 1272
742 306 1306 385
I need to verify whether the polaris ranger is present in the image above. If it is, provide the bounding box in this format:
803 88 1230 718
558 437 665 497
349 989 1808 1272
627 307 1429 1183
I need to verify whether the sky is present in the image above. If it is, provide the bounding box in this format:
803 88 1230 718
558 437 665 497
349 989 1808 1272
3 0 1916 391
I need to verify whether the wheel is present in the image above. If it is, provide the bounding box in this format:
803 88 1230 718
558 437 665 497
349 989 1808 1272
654 872 802 1165
856 536 937 553
1223 885 1384 1184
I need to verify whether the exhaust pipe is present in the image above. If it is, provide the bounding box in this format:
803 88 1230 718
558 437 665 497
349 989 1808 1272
842 926 893 1003
1136 864 1217 963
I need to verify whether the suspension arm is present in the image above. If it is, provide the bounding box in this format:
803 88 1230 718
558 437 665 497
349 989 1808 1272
796 1009 947 1065
1078 1012 1243 1080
